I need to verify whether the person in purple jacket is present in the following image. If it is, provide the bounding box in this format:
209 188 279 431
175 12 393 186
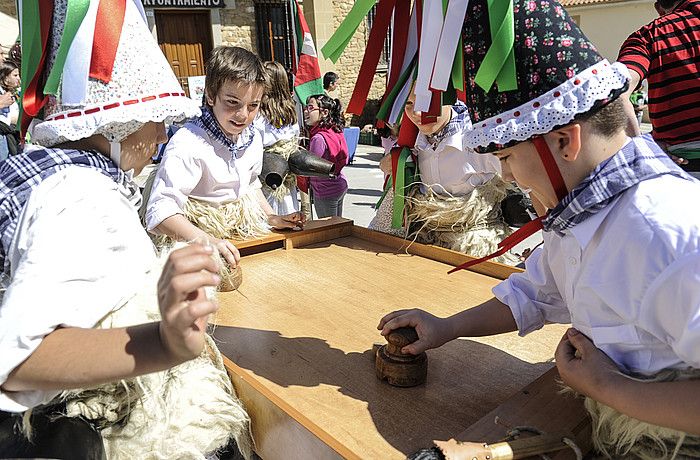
304 94 349 218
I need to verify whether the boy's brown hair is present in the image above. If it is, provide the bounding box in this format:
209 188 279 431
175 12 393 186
576 97 628 139
204 46 268 106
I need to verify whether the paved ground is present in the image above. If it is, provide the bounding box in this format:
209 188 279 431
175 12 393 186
341 144 386 228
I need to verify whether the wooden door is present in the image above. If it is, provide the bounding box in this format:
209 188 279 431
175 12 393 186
155 10 213 98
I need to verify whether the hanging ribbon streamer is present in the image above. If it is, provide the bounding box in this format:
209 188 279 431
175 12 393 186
62 0 100 104
390 146 416 228
429 0 469 92
90 0 127 84
45 0 91 95
20 0 54 138
321 0 377 63
346 0 396 115
474 0 517 92
413 0 441 113
377 58 416 122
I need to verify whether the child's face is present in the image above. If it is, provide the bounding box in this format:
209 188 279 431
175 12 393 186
3 68 19 90
206 79 264 138
304 98 326 128
494 141 558 209
403 90 451 136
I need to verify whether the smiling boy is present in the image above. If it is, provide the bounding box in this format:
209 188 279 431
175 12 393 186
146 46 304 268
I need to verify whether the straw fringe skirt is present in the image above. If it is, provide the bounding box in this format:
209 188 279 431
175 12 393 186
405 176 519 265
584 368 700 459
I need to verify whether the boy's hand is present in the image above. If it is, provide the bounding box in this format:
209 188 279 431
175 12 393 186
269 211 306 230
554 328 622 400
157 244 221 363
212 237 240 268
377 309 451 355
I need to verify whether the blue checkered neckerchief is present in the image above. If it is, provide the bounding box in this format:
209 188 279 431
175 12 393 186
543 135 693 235
0 147 126 270
194 105 255 163
425 102 472 149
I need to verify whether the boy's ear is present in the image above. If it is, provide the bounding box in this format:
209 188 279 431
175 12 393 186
546 123 581 162
204 90 215 107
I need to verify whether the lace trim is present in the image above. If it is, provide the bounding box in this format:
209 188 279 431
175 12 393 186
465 61 629 151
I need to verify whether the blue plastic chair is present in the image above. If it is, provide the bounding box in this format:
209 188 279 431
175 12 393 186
343 126 360 163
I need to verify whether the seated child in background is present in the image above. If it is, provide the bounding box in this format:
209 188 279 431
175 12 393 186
146 46 305 268
303 94 349 218
254 60 301 215
403 90 517 264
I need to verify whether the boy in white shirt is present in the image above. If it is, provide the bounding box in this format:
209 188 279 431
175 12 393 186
380 0 700 458
146 46 304 268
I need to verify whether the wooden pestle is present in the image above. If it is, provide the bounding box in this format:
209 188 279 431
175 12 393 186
375 326 428 387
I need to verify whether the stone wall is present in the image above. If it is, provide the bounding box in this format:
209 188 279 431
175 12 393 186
0 0 16 17
220 0 257 52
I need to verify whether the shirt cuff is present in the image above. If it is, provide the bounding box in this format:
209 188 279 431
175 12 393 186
493 278 546 337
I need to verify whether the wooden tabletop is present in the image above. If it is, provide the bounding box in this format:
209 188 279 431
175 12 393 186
212 220 584 459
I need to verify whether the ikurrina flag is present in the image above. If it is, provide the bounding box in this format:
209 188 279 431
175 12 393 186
290 0 324 105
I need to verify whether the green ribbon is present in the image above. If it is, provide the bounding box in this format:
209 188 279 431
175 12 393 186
474 0 517 92
44 0 91 96
19 0 41 126
376 58 416 121
391 147 416 228
321 0 376 63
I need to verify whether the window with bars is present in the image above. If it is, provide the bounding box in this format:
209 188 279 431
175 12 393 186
254 0 295 74
366 4 392 70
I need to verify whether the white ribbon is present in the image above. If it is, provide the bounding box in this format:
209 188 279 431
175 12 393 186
61 0 99 105
413 0 443 113
430 0 470 91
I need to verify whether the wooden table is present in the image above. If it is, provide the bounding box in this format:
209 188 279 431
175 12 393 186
213 218 591 460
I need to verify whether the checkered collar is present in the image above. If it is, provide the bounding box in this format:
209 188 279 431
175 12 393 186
195 105 255 161
421 103 472 150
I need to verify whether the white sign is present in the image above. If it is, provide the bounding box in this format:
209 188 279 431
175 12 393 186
187 76 206 104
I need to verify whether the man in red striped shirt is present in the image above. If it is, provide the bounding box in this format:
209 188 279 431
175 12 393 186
618 0 700 176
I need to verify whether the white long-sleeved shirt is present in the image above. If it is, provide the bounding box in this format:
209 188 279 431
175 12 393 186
0 166 156 412
414 108 501 196
146 122 264 231
493 174 700 374
252 114 300 148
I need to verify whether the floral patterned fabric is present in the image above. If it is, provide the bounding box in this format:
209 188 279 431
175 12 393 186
462 0 603 127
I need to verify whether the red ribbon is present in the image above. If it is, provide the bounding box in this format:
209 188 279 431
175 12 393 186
448 217 545 274
21 0 54 139
346 0 396 115
90 0 127 84
532 136 568 203
448 136 570 274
